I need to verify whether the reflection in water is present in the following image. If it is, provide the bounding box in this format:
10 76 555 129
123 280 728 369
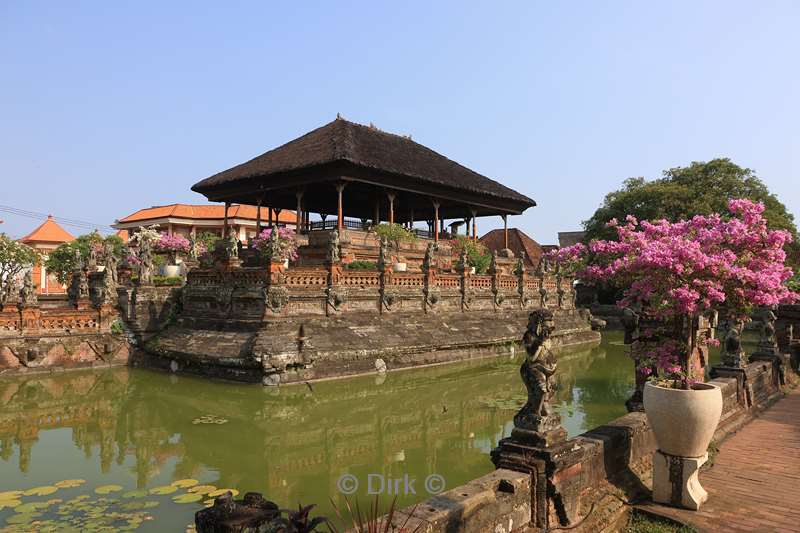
0 331 635 531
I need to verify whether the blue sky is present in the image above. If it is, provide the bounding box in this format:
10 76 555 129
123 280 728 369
1 1 798 243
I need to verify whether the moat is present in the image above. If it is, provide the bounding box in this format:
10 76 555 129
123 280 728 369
0 330 725 532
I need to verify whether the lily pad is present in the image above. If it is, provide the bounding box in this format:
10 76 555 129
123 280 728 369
172 492 203 504
6 511 42 523
0 499 22 509
203 499 215 507
149 485 178 495
171 479 199 488
23 485 59 496
208 488 239 498
15 501 51 513
122 489 149 498
54 479 86 489
187 484 217 495
94 485 124 495
0 490 23 500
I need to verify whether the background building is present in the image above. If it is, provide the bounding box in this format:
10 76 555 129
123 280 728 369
19 215 75 294
113 203 296 243
480 228 545 269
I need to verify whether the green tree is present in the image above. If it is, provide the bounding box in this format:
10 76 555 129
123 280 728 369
582 158 798 263
450 236 491 274
45 231 127 285
0 234 39 305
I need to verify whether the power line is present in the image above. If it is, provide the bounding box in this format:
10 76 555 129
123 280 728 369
0 205 114 232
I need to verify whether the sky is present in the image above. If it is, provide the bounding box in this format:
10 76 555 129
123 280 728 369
1 1 798 244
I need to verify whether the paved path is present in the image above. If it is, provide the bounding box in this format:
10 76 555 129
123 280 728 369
640 389 800 532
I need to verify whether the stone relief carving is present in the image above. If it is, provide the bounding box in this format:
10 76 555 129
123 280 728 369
326 286 346 311
264 285 290 313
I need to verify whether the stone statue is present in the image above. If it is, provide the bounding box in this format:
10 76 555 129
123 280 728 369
458 248 469 272
538 284 548 308
227 232 239 259
188 233 198 261
138 237 154 285
19 270 37 307
759 306 778 348
377 237 387 270
88 245 98 270
621 306 640 344
78 268 90 299
722 317 747 367
262 225 280 262
489 250 498 274
327 229 341 263
103 242 118 285
556 276 565 309
422 242 436 274
513 309 562 435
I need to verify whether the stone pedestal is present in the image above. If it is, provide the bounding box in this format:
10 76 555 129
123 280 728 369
652 451 708 510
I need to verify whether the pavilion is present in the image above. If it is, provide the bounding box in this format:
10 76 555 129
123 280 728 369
191 116 536 247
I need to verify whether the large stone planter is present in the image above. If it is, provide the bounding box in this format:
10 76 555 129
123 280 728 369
644 381 722 457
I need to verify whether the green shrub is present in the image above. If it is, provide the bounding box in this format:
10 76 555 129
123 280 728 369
449 235 491 274
152 276 183 286
374 223 416 249
346 260 378 270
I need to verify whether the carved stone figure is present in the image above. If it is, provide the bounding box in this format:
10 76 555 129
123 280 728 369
538 284 548 308
103 242 118 285
263 225 280 262
78 268 90 299
18 270 37 307
759 306 778 349
489 250 498 274
88 245 98 270
722 317 747 367
138 237 154 285
227 232 239 259
457 248 469 272
422 242 436 274
512 309 564 442
622 306 640 344
188 233 199 261
264 285 289 313
375 237 387 271
327 230 341 263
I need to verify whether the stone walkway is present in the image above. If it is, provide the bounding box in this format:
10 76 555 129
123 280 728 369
639 388 800 532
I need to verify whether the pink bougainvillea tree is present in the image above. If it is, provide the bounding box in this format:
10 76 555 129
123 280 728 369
250 226 298 262
550 199 798 388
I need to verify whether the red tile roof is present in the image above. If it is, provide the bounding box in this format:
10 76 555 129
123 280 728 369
479 228 544 268
19 216 75 244
117 203 296 224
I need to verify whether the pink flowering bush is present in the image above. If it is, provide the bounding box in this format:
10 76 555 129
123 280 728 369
550 199 798 387
154 234 191 254
251 226 298 262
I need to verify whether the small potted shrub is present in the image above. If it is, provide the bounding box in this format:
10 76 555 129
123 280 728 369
154 234 191 277
374 223 416 272
551 199 797 459
449 236 490 274
251 226 298 268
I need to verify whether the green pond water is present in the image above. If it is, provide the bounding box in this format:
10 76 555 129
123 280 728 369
0 330 721 532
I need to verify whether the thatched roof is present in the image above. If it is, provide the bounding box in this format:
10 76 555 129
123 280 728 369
192 118 535 220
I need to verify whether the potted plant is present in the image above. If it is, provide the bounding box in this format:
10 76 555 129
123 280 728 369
374 223 416 272
154 233 191 277
251 226 298 268
551 199 797 458
449 236 490 274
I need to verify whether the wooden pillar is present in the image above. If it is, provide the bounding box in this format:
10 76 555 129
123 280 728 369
471 210 478 241
223 202 230 238
409 208 414 231
433 201 440 243
295 191 303 236
374 200 380 226
503 214 508 249
268 207 273 226
256 197 262 234
336 183 345 232
387 192 395 225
